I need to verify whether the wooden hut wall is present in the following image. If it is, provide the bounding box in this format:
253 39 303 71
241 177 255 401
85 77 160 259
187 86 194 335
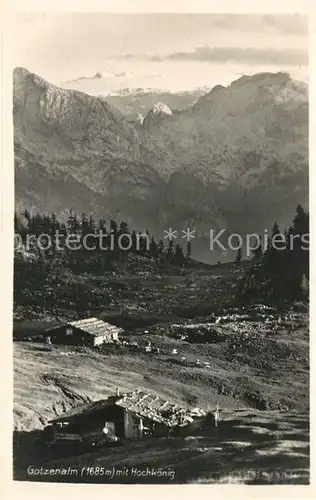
47 326 94 346
76 404 126 438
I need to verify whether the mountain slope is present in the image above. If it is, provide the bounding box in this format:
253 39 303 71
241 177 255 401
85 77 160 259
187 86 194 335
142 72 308 234
143 72 308 168
14 67 173 226
14 68 308 260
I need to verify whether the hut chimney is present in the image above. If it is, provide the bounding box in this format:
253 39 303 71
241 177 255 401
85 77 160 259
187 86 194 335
116 387 120 397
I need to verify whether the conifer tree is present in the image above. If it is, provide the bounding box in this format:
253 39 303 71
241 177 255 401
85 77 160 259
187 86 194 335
167 239 174 261
119 220 129 235
174 244 184 266
158 240 165 254
131 230 138 253
252 240 262 260
235 248 242 263
88 214 95 234
80 213 90 236
150 236 158 259
187 240 192 258
67 210 79 234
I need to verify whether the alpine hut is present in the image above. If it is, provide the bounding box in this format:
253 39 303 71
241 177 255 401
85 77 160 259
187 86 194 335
44 388 207 447
43 317 122 347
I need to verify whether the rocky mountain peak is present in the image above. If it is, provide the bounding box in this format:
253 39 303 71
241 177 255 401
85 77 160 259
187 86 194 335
150 102 173 116
142 102 173 129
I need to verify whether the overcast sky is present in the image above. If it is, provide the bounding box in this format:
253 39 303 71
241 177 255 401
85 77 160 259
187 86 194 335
12 13 308 93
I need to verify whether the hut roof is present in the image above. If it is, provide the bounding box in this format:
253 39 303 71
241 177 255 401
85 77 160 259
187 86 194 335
69 318 122 337
115 389 187 427
50 389 206 427
49 396 119 423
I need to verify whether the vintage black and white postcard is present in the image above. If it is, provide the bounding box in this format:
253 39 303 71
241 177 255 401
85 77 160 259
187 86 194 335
1 0 313 495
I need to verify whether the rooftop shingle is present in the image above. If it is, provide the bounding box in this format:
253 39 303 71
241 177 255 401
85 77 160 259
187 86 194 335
69 317 122 337
50 389 206 427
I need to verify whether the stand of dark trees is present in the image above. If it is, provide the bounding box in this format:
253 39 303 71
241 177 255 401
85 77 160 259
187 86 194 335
14 209 193 283
238 205 309 305
13 209 195 269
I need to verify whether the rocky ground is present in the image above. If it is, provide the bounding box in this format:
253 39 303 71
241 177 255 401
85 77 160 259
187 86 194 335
13 259 245 334
13 260 309 484
13 266 309 484
14 408 309 485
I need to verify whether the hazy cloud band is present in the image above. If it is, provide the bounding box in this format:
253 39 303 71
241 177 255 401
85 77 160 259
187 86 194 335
125 46 308 66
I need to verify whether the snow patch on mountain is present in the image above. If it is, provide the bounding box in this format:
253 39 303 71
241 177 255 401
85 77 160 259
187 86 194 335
151 102 173 116
142 102 173 129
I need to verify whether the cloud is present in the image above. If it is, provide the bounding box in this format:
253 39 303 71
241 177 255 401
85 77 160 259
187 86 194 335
62 70 133 84
260 14 308 36
208 14 308 36
124 46 308 66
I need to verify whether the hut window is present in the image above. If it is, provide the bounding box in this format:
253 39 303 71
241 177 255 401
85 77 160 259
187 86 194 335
66 328 73 336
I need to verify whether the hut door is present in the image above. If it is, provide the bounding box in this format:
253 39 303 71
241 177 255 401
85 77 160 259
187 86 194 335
132 418 143 439
103 421 116 437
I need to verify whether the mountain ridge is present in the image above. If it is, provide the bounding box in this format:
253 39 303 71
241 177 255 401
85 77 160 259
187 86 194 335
14 67 308 260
